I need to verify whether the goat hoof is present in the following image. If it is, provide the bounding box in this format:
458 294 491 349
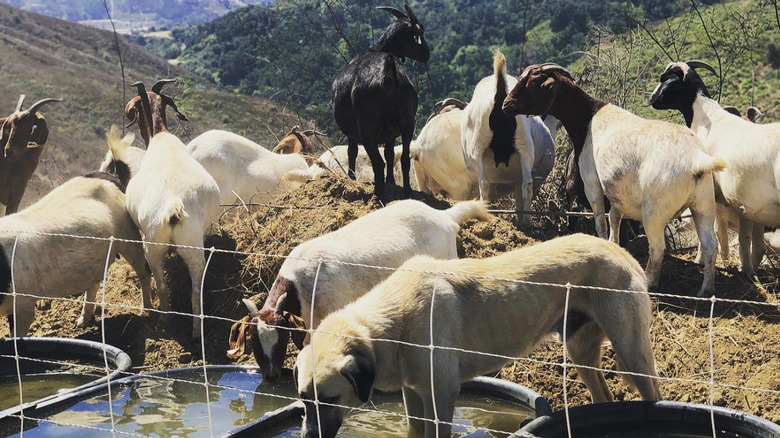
76 316 94 328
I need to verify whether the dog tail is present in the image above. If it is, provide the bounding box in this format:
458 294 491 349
445 200 492 225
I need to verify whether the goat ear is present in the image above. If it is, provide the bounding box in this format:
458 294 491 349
284 312 307 349
28 117 49 147
0 119 8 147
125 98 139 128
340 351 375 403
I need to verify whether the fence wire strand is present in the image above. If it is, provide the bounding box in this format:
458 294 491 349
1 225 779 437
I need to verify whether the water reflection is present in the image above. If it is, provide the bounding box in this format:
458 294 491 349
264 391 535 437
4 370 297 438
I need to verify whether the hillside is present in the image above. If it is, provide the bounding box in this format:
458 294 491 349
567 0 780 123
0 3 298 208
144 0 718 139
2 0 274 31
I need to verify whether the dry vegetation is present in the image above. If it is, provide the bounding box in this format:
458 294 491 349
2 175 779 423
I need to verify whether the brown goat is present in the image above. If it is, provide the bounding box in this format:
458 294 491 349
722 105 764 123
0 95 61 216
125 79 188 146
271 125 318 165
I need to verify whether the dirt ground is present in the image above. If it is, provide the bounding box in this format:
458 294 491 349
2 176 779 423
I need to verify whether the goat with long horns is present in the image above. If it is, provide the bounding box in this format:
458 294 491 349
125 78 188 146
0 94 61 215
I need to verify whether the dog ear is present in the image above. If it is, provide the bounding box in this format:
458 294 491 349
284 312 308 349
340 347 375 403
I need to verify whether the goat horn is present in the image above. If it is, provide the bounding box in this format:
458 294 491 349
376 6 407 20
285 125 301 136
404 3 419 24
24 98 62 115
275 293 287 315
302 129 325 136
131 81 146 94
436 98 467 109
242 298 260 318
15 95 25 112
721 105 741 117
684 60 717 76
151 78 177 94
539 63 573 79
160 94 189 122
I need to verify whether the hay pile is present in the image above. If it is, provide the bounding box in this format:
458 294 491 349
3 174 780 423
222 175 535 304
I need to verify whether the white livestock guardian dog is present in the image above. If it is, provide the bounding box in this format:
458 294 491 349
294 234 661 438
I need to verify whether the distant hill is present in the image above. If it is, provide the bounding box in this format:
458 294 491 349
2 0 274 31
0 3 297 209
154 0 717 138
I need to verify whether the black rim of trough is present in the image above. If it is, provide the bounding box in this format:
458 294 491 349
515 400 780 438
0 337 131 420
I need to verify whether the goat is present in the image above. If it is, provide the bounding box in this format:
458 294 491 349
0 149 152 335
414 107 555 200
271 125 318 165
282 145 418 191
186 130 309 205
721 105 763 123
294 233 660 438
649 61 779 276
0 95 61 216
682 105 765 266
121 85 221 338
332 3 429 201
504 63 725 296
461 50 541 227
125 79 188 146
227 199 490 382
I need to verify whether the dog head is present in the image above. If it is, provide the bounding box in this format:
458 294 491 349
294 336 375 438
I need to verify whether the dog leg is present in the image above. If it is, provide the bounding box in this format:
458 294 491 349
565 319 613 403
421 381 458 438
402 386 426 438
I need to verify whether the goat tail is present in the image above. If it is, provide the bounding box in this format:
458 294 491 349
446 200 492 225
493 49 508 93
163 199 189 227
692 154 728 176
106 125 135 161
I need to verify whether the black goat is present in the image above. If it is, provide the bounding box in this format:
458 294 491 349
332 3 430 201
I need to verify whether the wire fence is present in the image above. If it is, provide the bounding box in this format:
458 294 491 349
1 220 779 438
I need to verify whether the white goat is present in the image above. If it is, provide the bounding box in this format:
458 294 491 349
0 165 152 335
295 233 660 438
649 61 778 276
504 63 725 296
120 130 220 338
186 130 309 205
228 199 490 381
416 107 555 200
283 145 419 191
461 50 538 226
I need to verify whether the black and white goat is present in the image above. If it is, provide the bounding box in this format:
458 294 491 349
332 3 429 201
649 61 780 276
461 50 550 227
